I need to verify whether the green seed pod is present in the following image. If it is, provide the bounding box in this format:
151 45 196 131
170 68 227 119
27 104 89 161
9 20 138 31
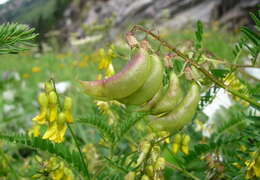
80 48 151 99
148 82 200 133
151 71 183 115
119 54 164 105
137 84 167 112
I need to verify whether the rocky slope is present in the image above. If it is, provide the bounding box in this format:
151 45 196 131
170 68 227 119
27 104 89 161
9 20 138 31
58 0 259 43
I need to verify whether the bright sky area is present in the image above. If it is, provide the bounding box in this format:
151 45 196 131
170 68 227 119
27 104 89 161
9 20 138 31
0 0 9 5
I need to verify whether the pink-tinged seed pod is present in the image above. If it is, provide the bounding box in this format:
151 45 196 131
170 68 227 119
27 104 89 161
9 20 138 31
80 48 151 100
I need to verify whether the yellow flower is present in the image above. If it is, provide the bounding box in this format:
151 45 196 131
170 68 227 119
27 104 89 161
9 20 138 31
42 121 57 140
22 73 30 78
43 113 67 143
95 100 118 125
35 157 74 180
105 63 115 77
48 91 58 122
44 81 54 94
245 154 260 179
98 57 110 70
172 143 179 154
32 92 49 124
181 145 189 155
224 73 249 106
64 97 73 123
28 123 41 137
31 66 41 73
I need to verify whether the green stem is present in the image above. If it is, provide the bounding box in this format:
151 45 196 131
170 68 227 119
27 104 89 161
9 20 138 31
131 25 260 109
49 79 90 179
67 123 91 179
165 147 200 180
166 161 200 180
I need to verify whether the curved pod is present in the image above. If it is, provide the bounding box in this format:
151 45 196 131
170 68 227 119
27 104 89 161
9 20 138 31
119 54 164 105
137 84 166 112
149 82 200 133
80 48 150 99
151 71 183 115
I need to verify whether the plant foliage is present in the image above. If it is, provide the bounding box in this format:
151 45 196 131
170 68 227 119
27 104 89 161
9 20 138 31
0 23 37 54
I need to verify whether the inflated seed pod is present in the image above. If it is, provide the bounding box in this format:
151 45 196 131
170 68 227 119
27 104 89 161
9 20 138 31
118 53 164 105
137 84 167 112
148 82 200 133
151 71 183 115
80 48 151 100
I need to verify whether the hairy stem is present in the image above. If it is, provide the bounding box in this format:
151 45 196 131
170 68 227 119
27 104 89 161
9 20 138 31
67 124 90 179
130 25 260 109
50 79 90 179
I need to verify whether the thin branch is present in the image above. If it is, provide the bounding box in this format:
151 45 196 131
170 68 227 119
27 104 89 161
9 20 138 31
130 25 260 109
166 162 200 180
204 57 260 68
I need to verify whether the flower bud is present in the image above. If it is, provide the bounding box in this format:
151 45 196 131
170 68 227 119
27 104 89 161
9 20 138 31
44 81 54 93
173 134 182 144
57 112 66 127
145 165 154 177
172 143 179 154
181 145 189 155
141 175 150 180
48 91 58 105
124 171 136 180
140 141 151 154
255 156 260 167
64 97 72 111
151 145 160 162
182 134 190 145
155 157 165 171
38 92 48 107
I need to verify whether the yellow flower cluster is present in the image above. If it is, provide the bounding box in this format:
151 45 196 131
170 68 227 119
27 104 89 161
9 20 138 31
96 45 116 77
95 100 123 125
126 133 169 180
233 146 260 179
224 73 250 106
32 156 74 180
32 81 73 143
172 134 190 155
82 144 101 173
245 154 260 179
